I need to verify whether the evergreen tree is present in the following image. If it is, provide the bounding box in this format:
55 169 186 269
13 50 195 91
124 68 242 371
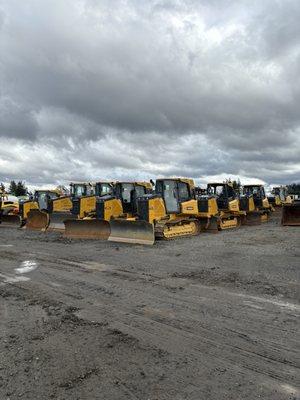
15 181 27 196
287 183 300 195
9 180 17 195
8 180 27 196
0 183 5 193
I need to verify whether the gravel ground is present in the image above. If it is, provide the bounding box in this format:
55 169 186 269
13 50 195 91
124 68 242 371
0 214 299 400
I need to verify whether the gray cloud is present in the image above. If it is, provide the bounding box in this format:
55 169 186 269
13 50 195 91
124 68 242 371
0 0 299 187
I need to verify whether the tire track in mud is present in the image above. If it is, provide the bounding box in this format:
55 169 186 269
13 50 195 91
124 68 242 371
1 223 299 400
23 268 297 392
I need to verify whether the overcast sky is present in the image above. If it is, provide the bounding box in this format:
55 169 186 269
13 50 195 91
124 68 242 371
0 0 299 189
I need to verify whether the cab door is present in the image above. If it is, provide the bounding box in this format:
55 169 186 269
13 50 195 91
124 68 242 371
161 180 180 214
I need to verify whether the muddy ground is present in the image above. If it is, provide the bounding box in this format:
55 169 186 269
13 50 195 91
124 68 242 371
0 214 299 400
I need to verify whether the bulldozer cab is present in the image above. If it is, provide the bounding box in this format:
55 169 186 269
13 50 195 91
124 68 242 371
115 182 148 214
70 183 94 198
155 179 193 214
33 190 59 211
273 187 283 200
207 183 236 210
95 182 113 197
243 185 265 207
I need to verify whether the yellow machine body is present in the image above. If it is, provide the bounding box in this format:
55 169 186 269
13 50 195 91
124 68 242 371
78 195 97 219
52 196 73 212
102 198 126 220
147 197 168 223
196 183 245 232
109 178 201 244
64 181 151 240
241 184 272 225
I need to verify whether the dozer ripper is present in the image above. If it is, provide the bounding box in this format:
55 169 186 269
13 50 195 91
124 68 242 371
196 182 246 232
108 178 202 245
240 184 273 224
64 181 152 240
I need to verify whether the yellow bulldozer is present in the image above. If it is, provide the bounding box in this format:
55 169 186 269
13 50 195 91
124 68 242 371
268 186 293 208
25 183 96 231
195 182 246 232
239 184 273 224
107 179 270 245
107 178 203 245
0 191 24 226
0 190 61 228
63 181 114 239
64 181 152 239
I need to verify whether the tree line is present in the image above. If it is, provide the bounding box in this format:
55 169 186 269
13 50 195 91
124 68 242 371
0 181 28 196
287 183 300 194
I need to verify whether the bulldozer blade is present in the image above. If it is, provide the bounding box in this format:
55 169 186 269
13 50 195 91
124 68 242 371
108 219 155 245
203 217 219 233
0 214 22 227
26 209 50 231
64 219 111 239
244 212 262 226
47 212 75 232
282 202 300 226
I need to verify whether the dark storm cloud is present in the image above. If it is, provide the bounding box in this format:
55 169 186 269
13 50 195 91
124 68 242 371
0 0 299 186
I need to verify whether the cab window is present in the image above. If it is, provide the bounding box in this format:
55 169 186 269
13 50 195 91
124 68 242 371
135 185 146 198
178 182 190 202
121 183 134 203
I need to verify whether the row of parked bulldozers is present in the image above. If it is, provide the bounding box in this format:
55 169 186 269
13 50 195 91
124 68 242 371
0 179 299 245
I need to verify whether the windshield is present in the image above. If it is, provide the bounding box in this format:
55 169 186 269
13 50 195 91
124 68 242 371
243 186 264 197
120 183 134 203
71 184 87 197
208 185 225 196
135 185 146 198
35 191 58 201
160 180 180 213
95 183 112 196
35 191 58 209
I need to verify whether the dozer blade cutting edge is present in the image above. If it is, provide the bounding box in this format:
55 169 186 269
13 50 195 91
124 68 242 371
0 214 23 227
282 202 300 226
241 212 262 226
108 219 155 245
26 209 50 231
63 219 111 239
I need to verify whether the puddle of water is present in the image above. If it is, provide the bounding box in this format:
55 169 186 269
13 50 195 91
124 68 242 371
15 260 38 274
0 244 14 247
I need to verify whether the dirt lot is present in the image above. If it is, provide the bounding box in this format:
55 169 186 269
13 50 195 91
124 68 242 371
0 215 299 400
